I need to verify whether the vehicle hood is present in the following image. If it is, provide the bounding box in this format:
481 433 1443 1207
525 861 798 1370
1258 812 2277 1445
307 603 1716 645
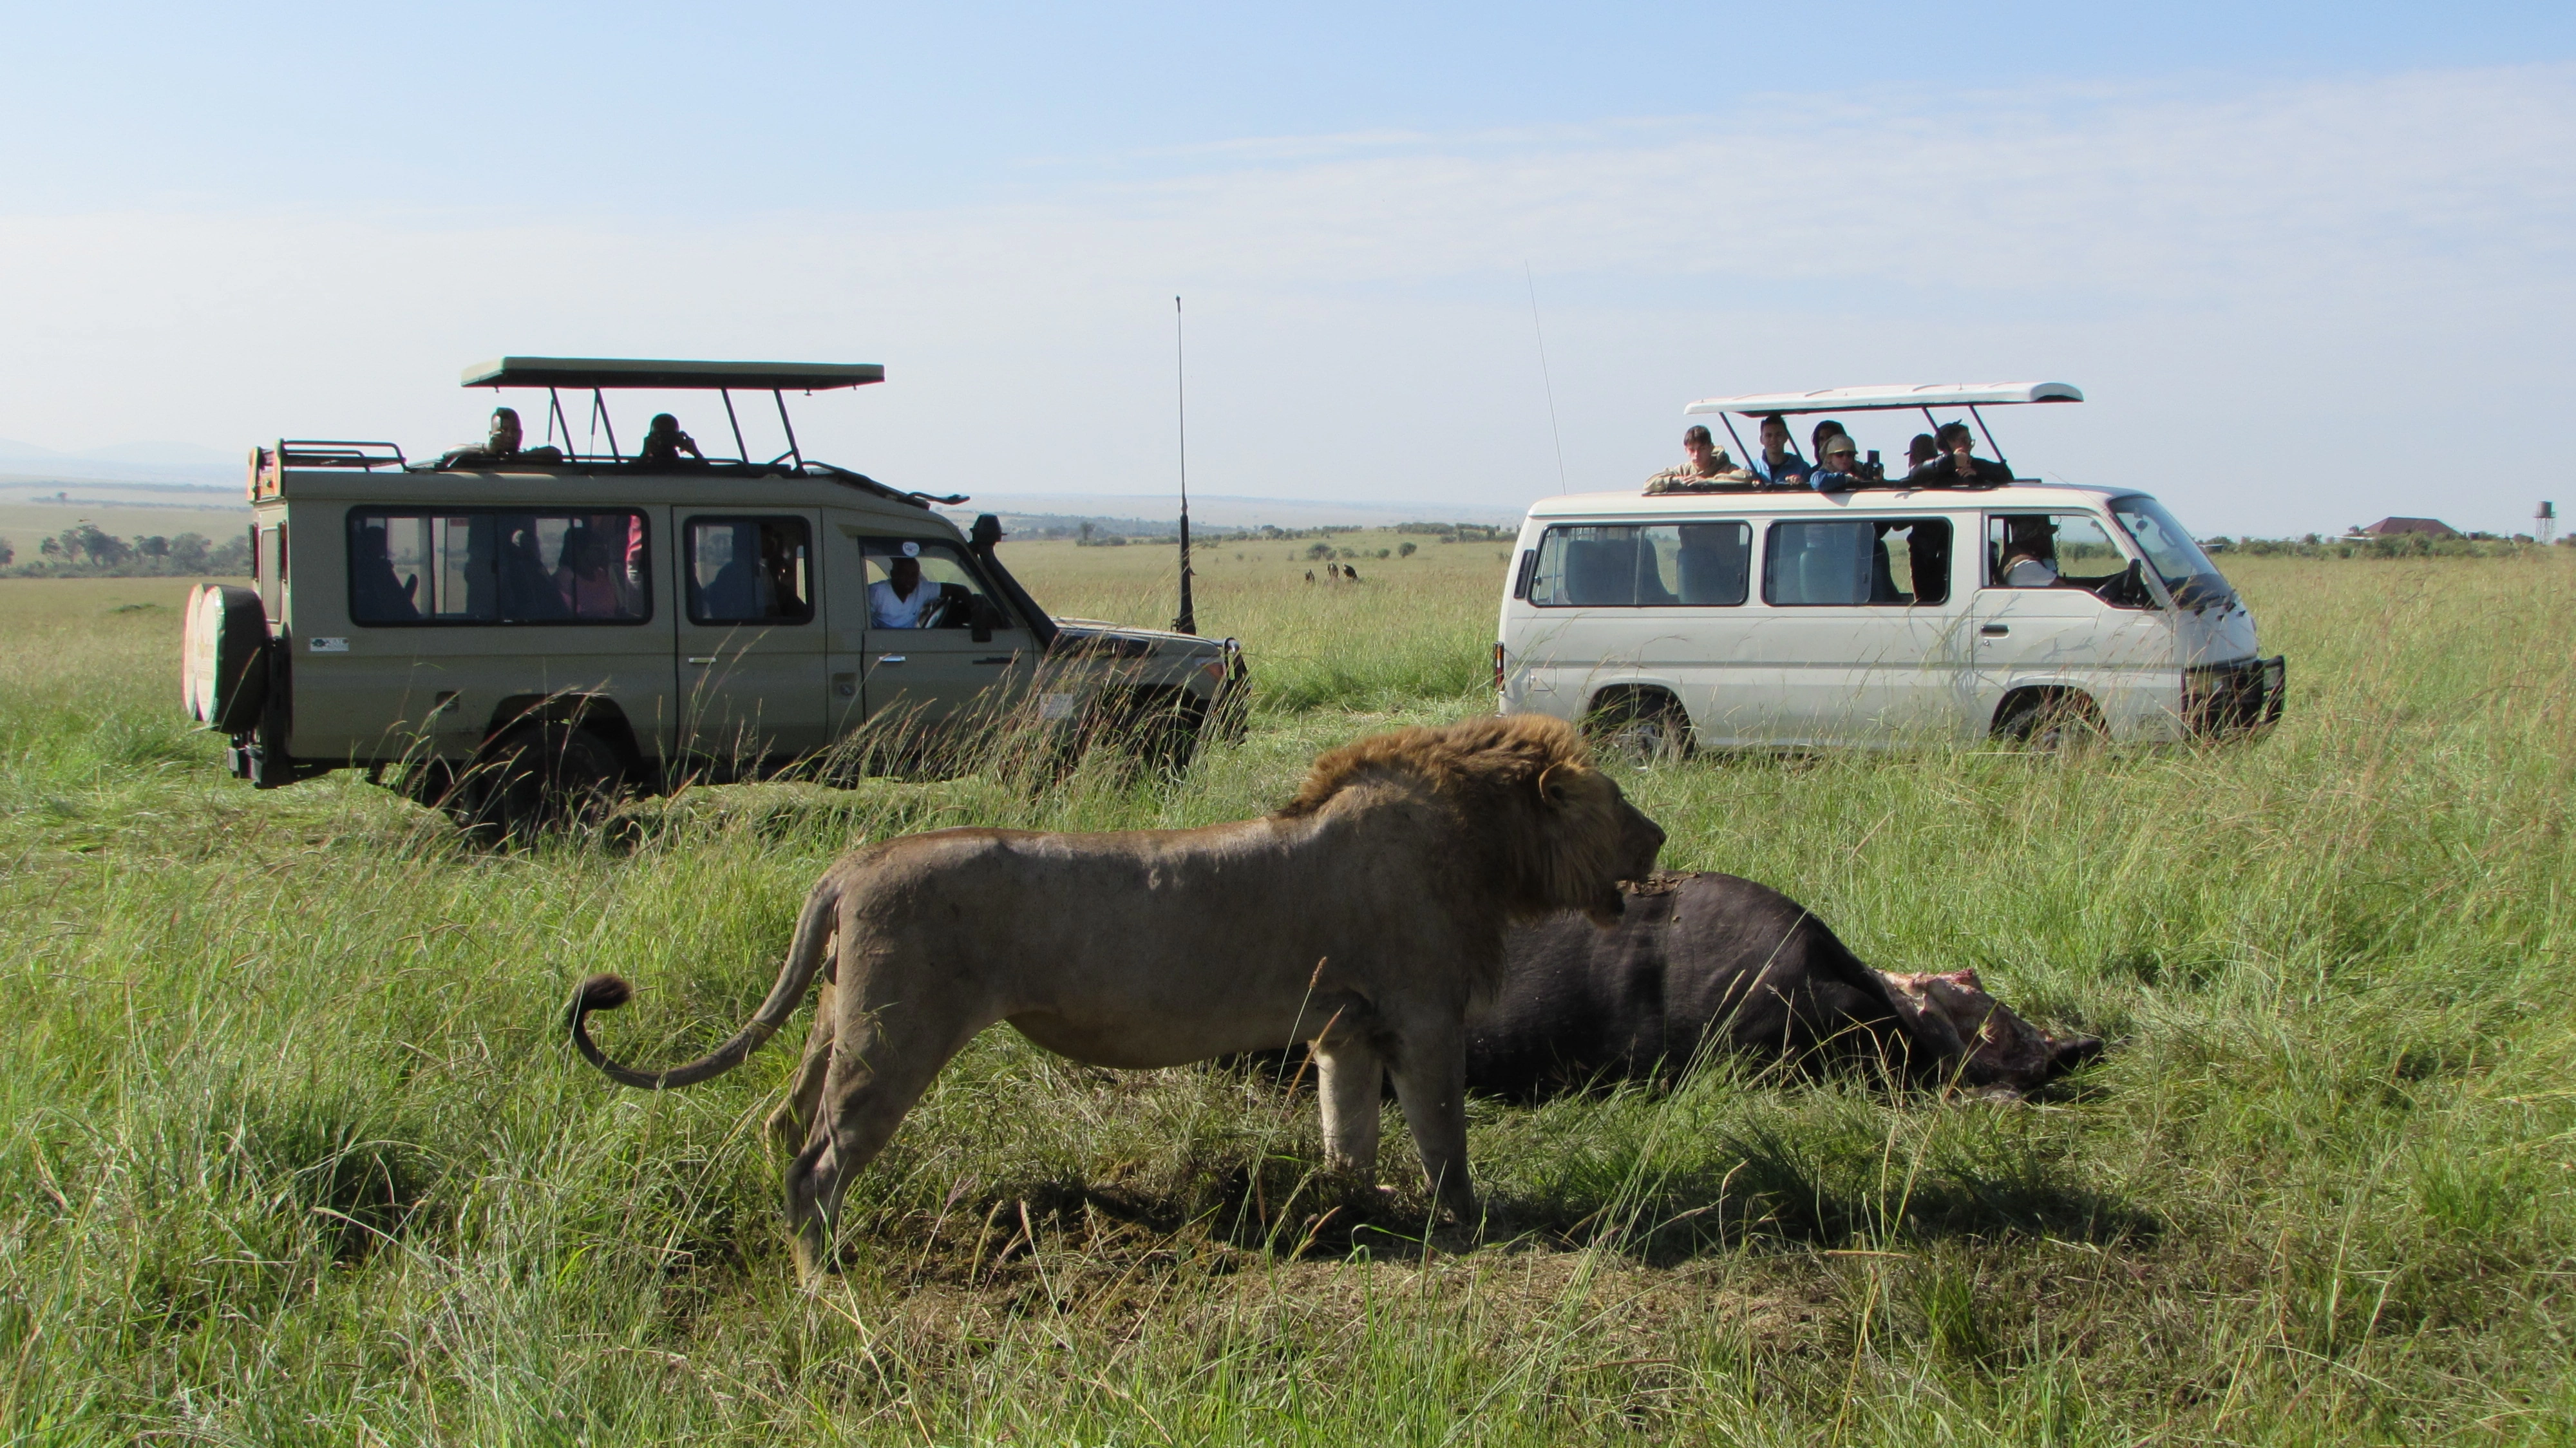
1049 618 1233 658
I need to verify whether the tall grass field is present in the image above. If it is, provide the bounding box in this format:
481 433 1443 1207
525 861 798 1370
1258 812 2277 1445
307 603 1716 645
2 537 2571 1444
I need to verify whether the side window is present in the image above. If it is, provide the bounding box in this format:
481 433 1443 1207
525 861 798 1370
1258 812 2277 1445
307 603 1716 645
349 509 649 625
1987 513 2124 589
687 517 812 625
1528 522 1748 607
1764 519 1951 605
858 538 1006 630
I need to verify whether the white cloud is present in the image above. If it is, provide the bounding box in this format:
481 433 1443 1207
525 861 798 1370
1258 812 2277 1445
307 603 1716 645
1 65 2568 535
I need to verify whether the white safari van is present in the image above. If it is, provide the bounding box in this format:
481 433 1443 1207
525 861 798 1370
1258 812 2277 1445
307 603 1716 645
1495 383 2283 753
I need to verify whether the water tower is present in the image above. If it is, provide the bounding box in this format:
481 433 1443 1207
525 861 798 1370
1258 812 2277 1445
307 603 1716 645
2540 501 2558 546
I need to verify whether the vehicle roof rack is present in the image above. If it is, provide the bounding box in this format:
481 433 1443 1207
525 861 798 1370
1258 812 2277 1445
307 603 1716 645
1684 381 2081 416
460 357 884 391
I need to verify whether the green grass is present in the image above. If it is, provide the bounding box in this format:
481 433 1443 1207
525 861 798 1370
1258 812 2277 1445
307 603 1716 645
2 545 2573 1445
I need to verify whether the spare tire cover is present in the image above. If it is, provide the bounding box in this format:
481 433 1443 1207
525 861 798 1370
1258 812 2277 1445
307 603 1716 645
186 584 270 732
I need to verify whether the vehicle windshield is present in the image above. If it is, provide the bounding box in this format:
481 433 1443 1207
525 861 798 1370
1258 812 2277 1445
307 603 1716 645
2110 494 2234 609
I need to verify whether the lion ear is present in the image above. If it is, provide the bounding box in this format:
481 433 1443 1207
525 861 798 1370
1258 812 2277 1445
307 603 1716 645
1537 762 1575 808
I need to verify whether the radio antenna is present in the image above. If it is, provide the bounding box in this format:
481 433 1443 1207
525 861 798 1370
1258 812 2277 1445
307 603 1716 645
1526 262 1568 491
1172 295 1197 635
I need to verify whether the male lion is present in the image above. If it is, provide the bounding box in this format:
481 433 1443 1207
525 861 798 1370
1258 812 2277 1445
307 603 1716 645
569 714 1666 1279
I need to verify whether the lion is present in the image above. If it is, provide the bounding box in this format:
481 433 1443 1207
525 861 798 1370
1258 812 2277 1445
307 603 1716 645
567 713 1666 1280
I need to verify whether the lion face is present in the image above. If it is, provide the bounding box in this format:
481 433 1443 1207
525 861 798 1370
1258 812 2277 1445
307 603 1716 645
1539 763 1667 926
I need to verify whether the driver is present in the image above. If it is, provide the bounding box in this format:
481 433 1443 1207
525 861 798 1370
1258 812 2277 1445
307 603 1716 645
869 553 940 628
1999 517 2061 586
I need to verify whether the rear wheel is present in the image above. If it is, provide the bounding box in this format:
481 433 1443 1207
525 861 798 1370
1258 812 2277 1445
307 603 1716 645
1586 692 1691 767
450 722 626 845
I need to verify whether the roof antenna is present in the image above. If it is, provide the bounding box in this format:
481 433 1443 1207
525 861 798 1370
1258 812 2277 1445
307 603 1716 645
1526 262 1568 491
1171 294 1196 635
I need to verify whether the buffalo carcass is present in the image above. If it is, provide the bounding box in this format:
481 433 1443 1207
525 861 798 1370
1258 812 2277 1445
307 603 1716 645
1464 872 2101 1100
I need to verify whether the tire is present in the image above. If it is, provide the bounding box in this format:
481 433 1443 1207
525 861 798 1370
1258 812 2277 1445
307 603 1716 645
183 584 270 732
1122 692 1209 777
450 722 626 844
1995 692 2105 753
1587 692 1691 767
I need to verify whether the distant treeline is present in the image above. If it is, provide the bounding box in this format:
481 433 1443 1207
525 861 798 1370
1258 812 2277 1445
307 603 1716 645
2206 532 2573 560
0 522 250 578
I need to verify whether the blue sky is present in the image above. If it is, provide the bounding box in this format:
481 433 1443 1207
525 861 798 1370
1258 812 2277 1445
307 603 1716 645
3 3 2571 534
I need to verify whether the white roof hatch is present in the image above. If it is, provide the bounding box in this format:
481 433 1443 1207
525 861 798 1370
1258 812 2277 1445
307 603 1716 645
1684 381 2081 416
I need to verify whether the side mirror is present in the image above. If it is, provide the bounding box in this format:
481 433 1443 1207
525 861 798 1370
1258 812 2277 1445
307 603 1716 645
969 594 1008 643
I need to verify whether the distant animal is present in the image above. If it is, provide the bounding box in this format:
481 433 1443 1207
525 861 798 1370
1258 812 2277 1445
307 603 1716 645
1345 565 1362 582
1306 570 1316 583
569 714 1667 1281
1466 872 2101 1099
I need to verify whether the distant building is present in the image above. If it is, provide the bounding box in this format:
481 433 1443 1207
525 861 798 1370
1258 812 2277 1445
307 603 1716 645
2358 517 2459 539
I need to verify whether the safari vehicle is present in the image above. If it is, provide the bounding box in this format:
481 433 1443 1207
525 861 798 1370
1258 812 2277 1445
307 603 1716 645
181 356 1245 833
1495 382 2284 754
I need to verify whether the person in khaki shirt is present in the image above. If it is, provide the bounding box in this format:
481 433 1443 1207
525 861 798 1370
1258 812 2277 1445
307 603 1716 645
1645 425 1754 493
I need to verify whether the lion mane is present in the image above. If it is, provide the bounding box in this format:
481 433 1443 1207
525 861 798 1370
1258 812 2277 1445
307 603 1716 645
567 712 1665 1282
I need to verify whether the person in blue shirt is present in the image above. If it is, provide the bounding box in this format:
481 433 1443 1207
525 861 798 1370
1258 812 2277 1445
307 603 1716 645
1747 414 1809 488
1809 435 1866 491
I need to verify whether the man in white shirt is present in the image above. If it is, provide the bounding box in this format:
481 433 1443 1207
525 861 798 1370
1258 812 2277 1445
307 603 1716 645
869 555 942 628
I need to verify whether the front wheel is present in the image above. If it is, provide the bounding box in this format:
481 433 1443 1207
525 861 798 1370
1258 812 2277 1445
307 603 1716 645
1994 692 2105 753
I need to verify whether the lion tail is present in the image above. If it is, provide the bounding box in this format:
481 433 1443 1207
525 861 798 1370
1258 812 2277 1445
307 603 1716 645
567 872 841 1091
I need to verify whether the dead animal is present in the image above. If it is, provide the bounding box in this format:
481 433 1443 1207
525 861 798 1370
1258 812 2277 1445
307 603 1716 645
567 714 1666 1281
1463 872 2101 1099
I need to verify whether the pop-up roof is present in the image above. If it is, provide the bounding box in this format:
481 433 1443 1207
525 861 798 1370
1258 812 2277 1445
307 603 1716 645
460 357 884 391
1684 381 2081 416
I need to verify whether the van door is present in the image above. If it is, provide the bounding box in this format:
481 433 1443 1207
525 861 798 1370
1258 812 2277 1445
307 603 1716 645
1973 510 2174 738
675 512 828 773
846 531 1039 759
1747 515 1971 744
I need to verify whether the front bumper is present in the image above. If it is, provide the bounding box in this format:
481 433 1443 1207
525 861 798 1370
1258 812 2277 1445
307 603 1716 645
2184 655 2285 736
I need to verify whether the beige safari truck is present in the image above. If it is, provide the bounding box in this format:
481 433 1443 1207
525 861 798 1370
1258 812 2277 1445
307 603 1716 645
180 356 1246 835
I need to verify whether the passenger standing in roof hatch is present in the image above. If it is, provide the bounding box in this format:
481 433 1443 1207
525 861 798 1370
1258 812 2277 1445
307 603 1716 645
1809 419 1849 468
637 414 705 466
869 553 940 629
1646 425 1752 492
1747 414 1810 488
1809 435 1866 491
1905 422 2012 487
437 406 565 468
1906 433 1940 475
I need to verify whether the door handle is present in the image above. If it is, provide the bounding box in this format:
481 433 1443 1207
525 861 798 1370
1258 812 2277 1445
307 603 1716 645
972 655 1014 665
1980 624 2010 637
686 656 718 665
876 654 907 665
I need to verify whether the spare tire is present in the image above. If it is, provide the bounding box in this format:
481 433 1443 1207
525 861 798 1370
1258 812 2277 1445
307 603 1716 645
184 584 270 732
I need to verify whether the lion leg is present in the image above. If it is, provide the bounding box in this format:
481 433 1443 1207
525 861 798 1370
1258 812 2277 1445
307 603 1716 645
1388 1022 1479 1228
1314 1035 1384 1178
765 977 837 1159
784 984 994 1286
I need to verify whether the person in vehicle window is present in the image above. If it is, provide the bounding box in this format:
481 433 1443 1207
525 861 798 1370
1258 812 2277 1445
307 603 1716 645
438 407 565 468
1810 436 1867 491
351 524 419 621
553 524 633 618
1998 517 2060 586
498 520 571 619
636 414 705 466
1747 414 1809 488
869 554 942 628
1645 425 1753 493
1906 422 2011 487
1904 433 1940 476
